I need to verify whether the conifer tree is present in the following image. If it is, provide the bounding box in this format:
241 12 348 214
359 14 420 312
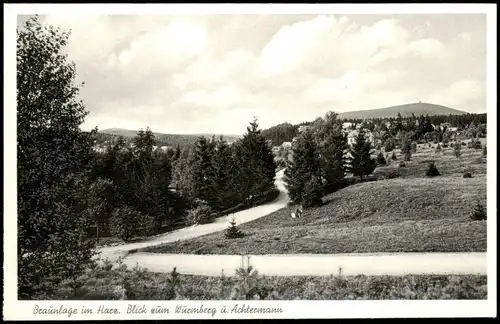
284 129 322 205
425 162 440 177
313 112 348 192
376 151 387 166
172 144 181 161
302 175 324 207
349 130 376 181
211 136 235 210
400 132 413 161
237 118 277 201
225 216 245 239
453 141 462 158
190 136 216 206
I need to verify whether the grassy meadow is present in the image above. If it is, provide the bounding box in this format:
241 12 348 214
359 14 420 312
145 141 487 255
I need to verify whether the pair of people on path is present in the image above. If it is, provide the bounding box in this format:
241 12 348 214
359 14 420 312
291 205 303 219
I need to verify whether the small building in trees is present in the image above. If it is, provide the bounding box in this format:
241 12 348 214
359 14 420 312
342 122 354 130
282 141 293 149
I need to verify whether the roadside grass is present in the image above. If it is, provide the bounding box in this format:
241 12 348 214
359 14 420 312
144 175 486 255
43 263 487 300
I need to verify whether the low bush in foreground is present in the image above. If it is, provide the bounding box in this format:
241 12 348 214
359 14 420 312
40 260 487 300
470 202 487 221
225 217 246 239
463 172 473 179
425 162 440 177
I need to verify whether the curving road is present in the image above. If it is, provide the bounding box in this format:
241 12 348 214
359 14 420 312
97 169 290 264
96 169 487 277
121 252 487 277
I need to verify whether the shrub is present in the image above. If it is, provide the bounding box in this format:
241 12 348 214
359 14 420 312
225 216 245 239
467 140 481 149
483 144 487 157
463 172 473 178
258 188 280 205
435 144 442 153
391 151 397 161
384 138 396 152
470 202 486 221
398 161 406 168
186 200 214 225
365 175 379 182
383 170 401 179
425 162 440 177
376 151 387 166
302 176 324 208
230 256 271 300
443 143 449 148
109 207 152 242
461 142 466 146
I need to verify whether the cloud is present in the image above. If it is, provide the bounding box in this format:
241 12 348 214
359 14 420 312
426 79 486 111
28 13 486 134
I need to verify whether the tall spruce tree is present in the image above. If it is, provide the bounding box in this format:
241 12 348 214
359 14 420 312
349 130 376 181
400 132 413 161
313 112 348 193
284 129 322 205
17 16 97 298
211 136 235 210
237 118 277 201
172 144 181 161
190 136 216 206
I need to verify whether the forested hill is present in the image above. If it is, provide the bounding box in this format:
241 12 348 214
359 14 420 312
96 128 241 148
338 102 467 119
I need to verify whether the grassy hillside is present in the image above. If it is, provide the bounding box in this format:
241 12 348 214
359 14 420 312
338 102 467 119
145 142 487 255
99 128 241 148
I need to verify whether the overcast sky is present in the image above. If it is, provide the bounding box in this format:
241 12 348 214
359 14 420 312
22 14 486 134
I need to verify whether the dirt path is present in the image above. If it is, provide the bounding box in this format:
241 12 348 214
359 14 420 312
121 252 487 276
97 169 290 263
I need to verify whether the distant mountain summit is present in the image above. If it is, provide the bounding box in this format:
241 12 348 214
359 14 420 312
338 102 468 119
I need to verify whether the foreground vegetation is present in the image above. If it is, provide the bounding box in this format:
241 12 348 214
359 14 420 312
38 260 487 300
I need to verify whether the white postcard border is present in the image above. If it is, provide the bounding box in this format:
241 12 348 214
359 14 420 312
3 3 497 320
